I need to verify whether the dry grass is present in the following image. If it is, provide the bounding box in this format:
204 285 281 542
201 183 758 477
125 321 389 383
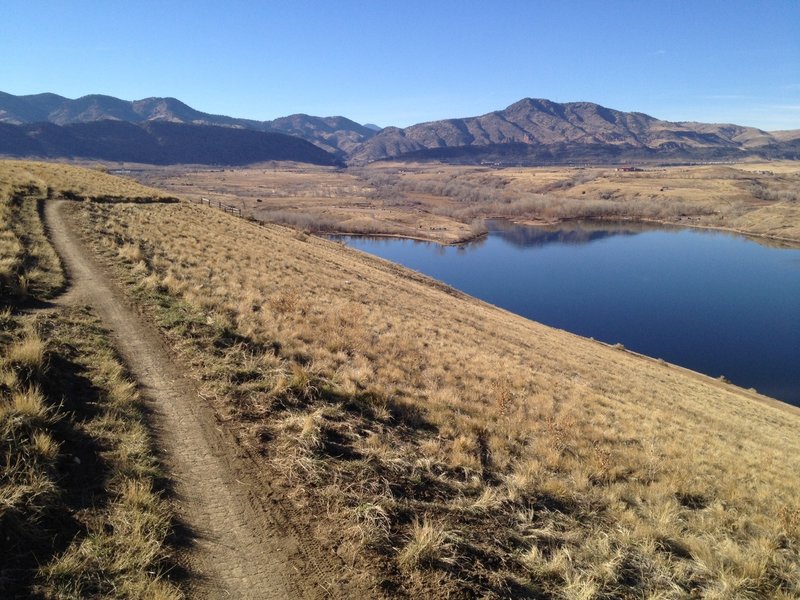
0 159 177 303
4 329 47 380
0 306 182 599
0 164 181 597
0 176 64 302
0 159 176 204
398 518 454 571
127 162 480 242
69 198 800 598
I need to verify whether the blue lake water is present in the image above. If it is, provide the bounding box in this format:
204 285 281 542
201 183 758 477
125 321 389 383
334 221 800 406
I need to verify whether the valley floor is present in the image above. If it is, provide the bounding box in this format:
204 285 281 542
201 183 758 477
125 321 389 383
125 159 800 247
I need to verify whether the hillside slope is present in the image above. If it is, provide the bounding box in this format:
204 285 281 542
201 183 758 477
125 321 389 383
0 120 340 165
64 188 800 598
268 114 378 156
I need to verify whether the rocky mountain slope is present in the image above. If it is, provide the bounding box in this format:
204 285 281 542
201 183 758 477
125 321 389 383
349 98 800 164
266 114 377 156
0 92 247 128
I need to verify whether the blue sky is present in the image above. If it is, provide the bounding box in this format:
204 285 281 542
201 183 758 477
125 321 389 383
2 1 799 130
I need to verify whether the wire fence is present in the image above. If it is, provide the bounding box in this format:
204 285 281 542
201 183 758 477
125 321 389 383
196 196 242 216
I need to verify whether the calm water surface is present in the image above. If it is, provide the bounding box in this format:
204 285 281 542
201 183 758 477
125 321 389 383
334 221 800 406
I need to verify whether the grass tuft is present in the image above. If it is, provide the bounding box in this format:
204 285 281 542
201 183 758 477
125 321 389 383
4 331 46 380
398 518 454 571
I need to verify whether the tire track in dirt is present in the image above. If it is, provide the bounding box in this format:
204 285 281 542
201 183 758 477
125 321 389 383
45 199 344 599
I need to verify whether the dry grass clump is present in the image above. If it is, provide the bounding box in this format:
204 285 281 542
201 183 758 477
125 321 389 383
0 326 59 561
397 518 455 571
4 328 47 380
69 199 800 598
41 477 179 600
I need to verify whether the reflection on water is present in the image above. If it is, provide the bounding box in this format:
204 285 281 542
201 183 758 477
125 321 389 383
483 220 644 248
332 221 800 406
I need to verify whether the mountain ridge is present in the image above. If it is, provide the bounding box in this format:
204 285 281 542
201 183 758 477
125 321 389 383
0 92 376 158
1 91 798 165
348 98 799 164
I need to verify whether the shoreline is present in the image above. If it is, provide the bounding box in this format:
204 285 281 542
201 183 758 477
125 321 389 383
320 229 488 246
311 216 800 411
593 338 800 416
312 215 800 249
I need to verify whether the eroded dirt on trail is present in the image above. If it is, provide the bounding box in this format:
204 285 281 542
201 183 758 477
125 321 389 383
45 200 351 599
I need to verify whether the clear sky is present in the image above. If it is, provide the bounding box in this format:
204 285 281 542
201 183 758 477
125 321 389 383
2 1 799 130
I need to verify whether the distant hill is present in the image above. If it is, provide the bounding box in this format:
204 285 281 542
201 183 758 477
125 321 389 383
266 114 377 156
0 92 376 158
0 120 340 166
349 98 800 164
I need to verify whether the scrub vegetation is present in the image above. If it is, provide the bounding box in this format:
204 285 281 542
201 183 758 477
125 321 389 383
131 160 800 246
66 193 800 599
1 161 180 598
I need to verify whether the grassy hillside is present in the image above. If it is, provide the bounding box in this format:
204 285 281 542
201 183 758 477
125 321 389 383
0 159 176 204
0 163 180 598
66 197 800 598
0 170 64 301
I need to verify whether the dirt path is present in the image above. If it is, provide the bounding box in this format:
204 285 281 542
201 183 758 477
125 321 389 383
44 200 344 599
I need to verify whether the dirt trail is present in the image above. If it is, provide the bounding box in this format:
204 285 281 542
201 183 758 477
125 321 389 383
45 200 343 599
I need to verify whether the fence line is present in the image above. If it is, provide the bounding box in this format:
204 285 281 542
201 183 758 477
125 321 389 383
192 197 295 235
198 196 242 216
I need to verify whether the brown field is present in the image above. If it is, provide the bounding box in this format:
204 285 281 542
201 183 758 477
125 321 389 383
127 160 800 246
4 159 800 598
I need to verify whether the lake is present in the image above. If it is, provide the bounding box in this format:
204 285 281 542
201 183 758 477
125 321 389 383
333 221 800 406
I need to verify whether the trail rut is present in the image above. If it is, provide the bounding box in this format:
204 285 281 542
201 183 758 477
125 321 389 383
45 199 341 599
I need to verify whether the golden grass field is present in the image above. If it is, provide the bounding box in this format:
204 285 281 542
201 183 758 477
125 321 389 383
70 183 800 597
128 160 800 246
4 159 800 598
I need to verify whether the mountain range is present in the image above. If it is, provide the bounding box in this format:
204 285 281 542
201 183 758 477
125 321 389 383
0 92 375 160
1 91 799 166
